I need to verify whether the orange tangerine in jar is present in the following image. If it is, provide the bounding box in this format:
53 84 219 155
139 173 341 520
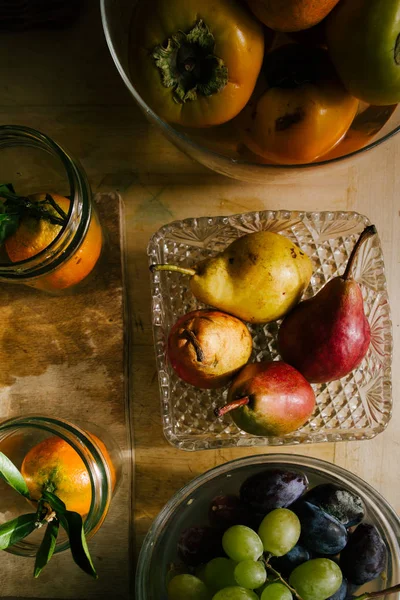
0 126 103 294
4 193 103 292
20 433 116 516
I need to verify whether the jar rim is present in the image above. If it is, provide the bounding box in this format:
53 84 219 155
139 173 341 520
0 125 92 280
0 414 113 555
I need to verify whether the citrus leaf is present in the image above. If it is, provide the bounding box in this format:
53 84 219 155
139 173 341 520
34 518 59 578
59 511 97 579
0 183 16 198
41 490 67 514
0 513 37 550
0 451 30 498
0 213 19 244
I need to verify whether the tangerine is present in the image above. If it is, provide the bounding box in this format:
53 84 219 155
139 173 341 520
21 434 116 517
5 193 103 292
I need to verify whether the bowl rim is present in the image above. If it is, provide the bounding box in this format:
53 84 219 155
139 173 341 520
135 453 400 600
100 1 400 172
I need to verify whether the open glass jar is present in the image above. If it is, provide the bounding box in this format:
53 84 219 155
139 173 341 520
0 125 103 293
0 415 122 556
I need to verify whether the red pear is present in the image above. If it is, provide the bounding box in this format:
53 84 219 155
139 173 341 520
278 225 376 383
215 360 316 436
168 309 253 389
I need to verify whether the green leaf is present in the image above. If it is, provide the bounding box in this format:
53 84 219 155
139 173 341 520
0 451 30 498
0 513 37 550
59 511 97 579
0 183 16 198
0 213 20 244
34 518 59 578
41 490 67 514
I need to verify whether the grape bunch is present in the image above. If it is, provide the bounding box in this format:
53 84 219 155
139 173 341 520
166 469 389 600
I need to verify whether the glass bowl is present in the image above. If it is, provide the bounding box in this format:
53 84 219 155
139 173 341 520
100 0 400 183
135 453 400 600
148 209 392 451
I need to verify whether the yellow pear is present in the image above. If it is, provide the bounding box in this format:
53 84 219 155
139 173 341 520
151 231 313 323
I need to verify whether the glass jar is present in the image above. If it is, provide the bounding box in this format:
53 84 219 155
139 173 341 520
0 415 122 556
0 125 103 293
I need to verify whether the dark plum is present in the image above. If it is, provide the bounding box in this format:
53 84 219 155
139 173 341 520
177 526 223 566
303 484 365 527
327 578 348 600
208 495 251 531
270 544 311 576
240 469 308 517
340 523 387 585
294 501 348 555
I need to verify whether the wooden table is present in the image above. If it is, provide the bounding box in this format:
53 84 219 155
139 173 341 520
0 1 399 592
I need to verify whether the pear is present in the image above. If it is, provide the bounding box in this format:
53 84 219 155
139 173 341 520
168 309 253 389
151 231 313 323
215 360 316 436
278 225 376 383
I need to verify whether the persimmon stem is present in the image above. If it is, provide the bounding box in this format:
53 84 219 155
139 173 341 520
342 225 377 281
149 263 197 277
214 397 250 417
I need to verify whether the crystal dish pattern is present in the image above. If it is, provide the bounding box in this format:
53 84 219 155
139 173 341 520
148 210 392 451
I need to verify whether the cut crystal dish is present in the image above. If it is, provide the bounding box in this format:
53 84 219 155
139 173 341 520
148 210 392 451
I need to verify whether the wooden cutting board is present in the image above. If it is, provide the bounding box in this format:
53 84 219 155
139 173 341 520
0 193 133 600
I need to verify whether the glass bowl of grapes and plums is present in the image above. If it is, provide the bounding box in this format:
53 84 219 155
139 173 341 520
135 454 400 600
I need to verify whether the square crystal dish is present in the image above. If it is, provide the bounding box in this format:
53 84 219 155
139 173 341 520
147 210 392 451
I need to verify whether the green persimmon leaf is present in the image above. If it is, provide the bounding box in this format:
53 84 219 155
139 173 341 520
59 511 97 579
34 518 59 578
0 451 30 498
0 513 37 550
41 490 67 514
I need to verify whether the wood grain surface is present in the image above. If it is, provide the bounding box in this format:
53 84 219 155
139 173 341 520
0 194 133 599
0 3 399 599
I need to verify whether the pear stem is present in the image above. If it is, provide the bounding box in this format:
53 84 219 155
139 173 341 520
149 263 197 277
214 397 250 417
342 225 377 281
183 329 204 362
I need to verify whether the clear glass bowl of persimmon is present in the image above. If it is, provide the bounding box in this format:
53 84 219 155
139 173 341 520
102 0 400 182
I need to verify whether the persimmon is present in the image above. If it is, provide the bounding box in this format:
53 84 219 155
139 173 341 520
130 0 265 127
238 44 358 164
246 0 340 32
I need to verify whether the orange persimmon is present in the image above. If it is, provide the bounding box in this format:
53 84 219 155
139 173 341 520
238 44 358 164
130 0 265 127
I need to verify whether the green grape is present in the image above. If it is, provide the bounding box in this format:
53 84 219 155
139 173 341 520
167 574 210 600
255 581 270 597
212 586 259 600
196 563 208 583
234 560 267 589
258 509 300 557
222 525 264 562
289 558 343 600
260 583 292 600
205 557 237 591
